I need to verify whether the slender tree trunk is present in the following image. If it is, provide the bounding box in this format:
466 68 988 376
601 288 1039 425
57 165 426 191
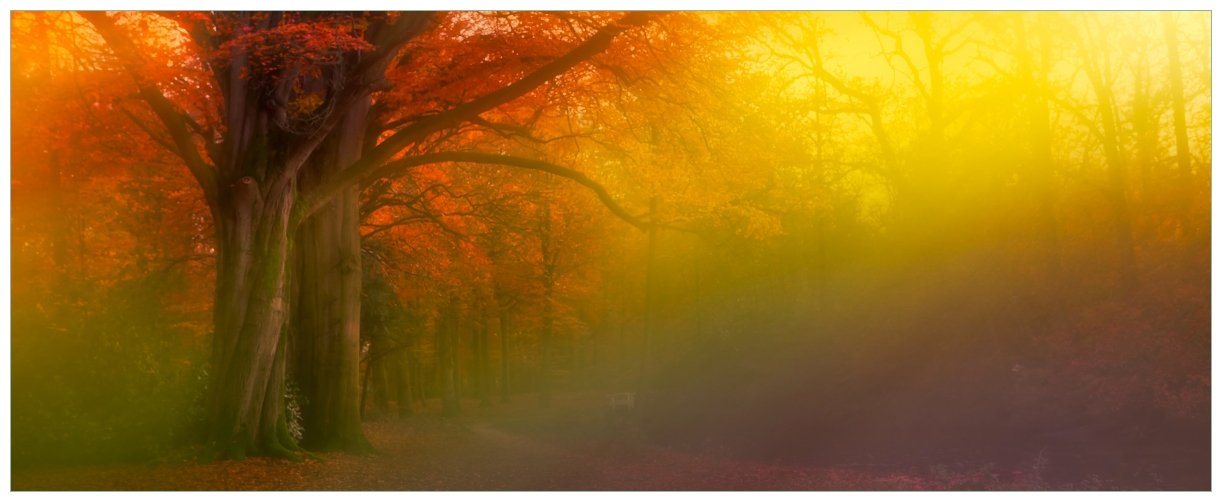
469 322 480 402
439 295 460 417
1163 12 1194 219
410 348 425 405
395 348 413 417
47 151 73 274
1091 81 1138 287
477 306 493 408
378 355 394 416
499 309 511 403
586 322 596 388
538 202 555 409
452 309 463 401
539 286 554 409
1132 65 1158 206
360 355 372 418
1017 17 1062 278
640 196 658 386
1078 21 1138 288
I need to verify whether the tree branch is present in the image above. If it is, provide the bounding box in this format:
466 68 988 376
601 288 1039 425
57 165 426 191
117 105 178 154
276 13 439 187
79 11 220 208
297 12 653 223
356 152 649 231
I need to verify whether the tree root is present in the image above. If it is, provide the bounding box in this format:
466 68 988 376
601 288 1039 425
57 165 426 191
203 423 308 463
260 439 303 462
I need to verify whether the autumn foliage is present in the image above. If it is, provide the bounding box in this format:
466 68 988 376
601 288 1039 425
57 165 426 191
10 11 1210 489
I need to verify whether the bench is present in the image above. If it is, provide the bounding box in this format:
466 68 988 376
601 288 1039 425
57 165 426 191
607 392 635 412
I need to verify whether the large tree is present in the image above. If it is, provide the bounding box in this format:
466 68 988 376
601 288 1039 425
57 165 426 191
79 11 657 458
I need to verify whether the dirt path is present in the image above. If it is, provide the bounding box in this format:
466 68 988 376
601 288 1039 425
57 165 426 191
12 394 953 491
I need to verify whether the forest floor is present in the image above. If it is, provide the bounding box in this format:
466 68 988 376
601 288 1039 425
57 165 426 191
14 392 1063 491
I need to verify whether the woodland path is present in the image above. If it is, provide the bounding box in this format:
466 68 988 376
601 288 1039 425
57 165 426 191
13 392 943 491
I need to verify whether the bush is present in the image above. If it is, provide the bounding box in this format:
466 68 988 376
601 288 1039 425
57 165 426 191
12 272 209 468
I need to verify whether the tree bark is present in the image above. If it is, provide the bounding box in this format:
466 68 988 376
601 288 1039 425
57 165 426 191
640 197 659 386
291 102 372 452
1017 16 1062 278
372 353 392 416
439 295 461 417
409 346 425 406
207 176 301 460
1163 13 1194 218
394 348 414 417
538 202 555 409
477 306 493 407
1080 27 1138 288
499 309 511 403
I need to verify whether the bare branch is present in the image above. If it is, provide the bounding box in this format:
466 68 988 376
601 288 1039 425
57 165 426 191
364 152 649 231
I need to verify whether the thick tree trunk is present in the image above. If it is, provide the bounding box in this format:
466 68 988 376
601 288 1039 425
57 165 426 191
291 185 368 451
291 103 371 452
207 177 301 460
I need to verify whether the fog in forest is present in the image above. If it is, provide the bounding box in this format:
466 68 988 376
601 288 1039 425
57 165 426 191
10 11 1211 490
